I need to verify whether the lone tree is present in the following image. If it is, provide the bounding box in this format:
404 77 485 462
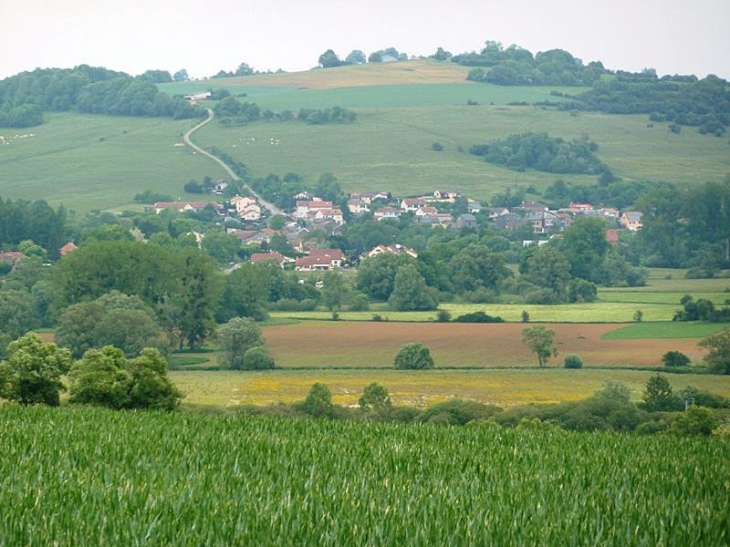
394 343 434 370
359 382 393 412
522 326 557 367
301 382 335 417
0 333 72 406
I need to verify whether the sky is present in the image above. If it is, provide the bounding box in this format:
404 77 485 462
1 0 728 80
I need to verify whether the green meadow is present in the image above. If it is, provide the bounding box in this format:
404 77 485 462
0 113 223 212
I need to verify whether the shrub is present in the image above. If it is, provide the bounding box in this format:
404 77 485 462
394 343 434 370
243 346 275 370
358 382 393 413
662 350 690 368
453 311 504 323
670 406 718 436
564 354 584 369
419 399 502 425
436 309 451 322
299 383 335 418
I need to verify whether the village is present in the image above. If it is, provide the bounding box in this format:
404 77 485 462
144 183 644 272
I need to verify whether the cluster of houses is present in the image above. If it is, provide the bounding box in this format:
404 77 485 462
139 187 643 273
486 201 643 235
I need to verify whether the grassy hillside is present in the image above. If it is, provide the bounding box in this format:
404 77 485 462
0 113 224 211
1 59 728 211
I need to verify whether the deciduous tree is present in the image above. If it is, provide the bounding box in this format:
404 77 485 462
522 326 557 367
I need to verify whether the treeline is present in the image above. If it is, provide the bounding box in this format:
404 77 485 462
564 71 730 136
469 132 609 176
237 377 724 437
213 97 356 126
457 43 607 86
0 66 204 127
0 198 67 258
634 179 730 270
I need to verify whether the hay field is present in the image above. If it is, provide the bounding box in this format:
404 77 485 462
171 368 730 409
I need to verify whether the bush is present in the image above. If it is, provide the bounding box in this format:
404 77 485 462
299 383 335 418
243 346 275 370
418 399 501 425
662 350 690 368
563 354 584 369
436 309 451 322
358 382 393 413
670 406 718 436
394 343 434 370
453 311 504 323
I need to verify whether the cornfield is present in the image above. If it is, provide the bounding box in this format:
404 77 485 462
0 405 727 545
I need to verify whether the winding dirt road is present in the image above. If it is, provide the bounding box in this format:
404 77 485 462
183 109 284 216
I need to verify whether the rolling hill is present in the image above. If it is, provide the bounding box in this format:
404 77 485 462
1 60 729 211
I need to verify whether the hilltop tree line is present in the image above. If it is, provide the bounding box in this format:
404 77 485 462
0 66 204 128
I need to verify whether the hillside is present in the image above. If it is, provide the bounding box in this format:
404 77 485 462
1 59 729 211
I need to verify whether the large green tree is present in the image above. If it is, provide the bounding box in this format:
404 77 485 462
699 328 730 374
0 333 72 406
357 253 416 301
69 346 181 410
216 317 267 370
394 343 434 370
449 244 511 294
175 250 223 350
522 246 571 301
388 264 438 311
559 217 608 282
522 326 557 367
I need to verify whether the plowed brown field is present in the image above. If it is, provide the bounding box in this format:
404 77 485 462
262 321 704 368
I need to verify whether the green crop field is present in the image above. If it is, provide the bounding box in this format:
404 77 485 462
2 405 726 544
602 322 730 340
0 113 224 212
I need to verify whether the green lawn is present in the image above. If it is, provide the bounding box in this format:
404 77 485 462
0 113 224 212
602 322 730 340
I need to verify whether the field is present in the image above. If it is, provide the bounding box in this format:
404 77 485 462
1 405 727 545
193 104 730 200
0 113 223 211
171 368 730 409
1 60 729 211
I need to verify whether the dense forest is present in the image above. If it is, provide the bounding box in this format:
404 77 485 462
0 66 204 127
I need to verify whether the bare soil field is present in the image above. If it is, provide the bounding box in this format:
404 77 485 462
261 321 704 369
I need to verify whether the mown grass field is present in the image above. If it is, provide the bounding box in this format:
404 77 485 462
0 113 223 211
171 368 730 409
2 405 727 544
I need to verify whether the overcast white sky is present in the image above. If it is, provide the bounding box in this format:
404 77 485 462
1 0 728 80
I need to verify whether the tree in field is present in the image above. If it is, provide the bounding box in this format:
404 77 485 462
388 264 438 311
359 382 393 412
662 350 691 368
699 328 730 374
522 326 557 367
670 406 718 436
173 69 189 81
242 346 275 370
69 346 181 411
394 343 434 370
318 49 343 68
301 383 334 417
0 333 72 406
345 50 367 64
642 374 677 411
216 317 266 370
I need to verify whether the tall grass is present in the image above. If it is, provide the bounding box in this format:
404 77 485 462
0 405 726 544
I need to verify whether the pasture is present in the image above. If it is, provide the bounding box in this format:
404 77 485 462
194 103 730 200
171 368 730 409
2 405 727 544
0 113 223 211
